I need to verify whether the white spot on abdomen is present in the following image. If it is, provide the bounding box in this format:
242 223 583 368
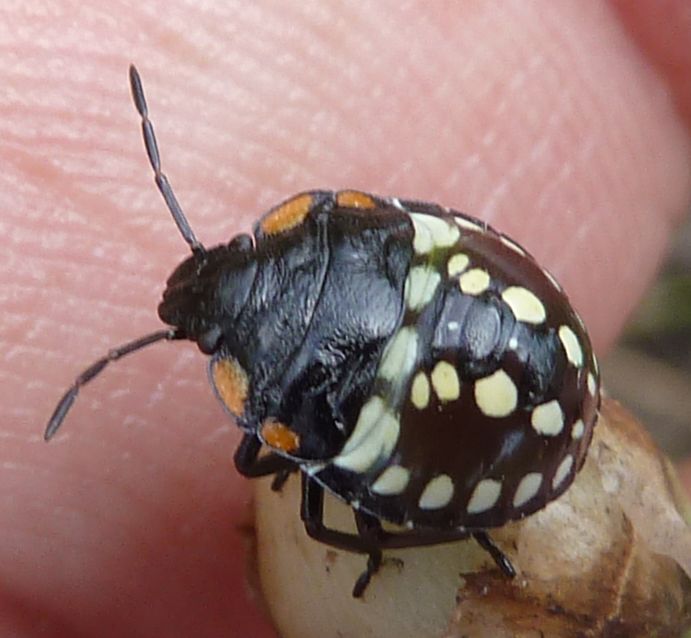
552 455 574 490
559 325 583 367
501 286 546 324
459 268 491 295
410 213 459 254
430 361 460 402
531 400 564 436
571 419 585 439
418 474 455 509
512 472 543 508
410 371 430 409
378 327 418 382
334 397 400 473
474 369 517 417
371 465 411 496
411 215 433 254
467 478 502 513
447 253 470 277
405 266 441 311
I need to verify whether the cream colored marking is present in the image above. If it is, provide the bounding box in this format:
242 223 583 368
339 396 385 454
474 369 517 417
378 327 418 382
447 253 470 277
410 213 460 251
559 325 583 367
391 197 405 211
571 419 585 439
411 214 434 254
405 266 441 311
433 216 461 247
418 474 455 510
513 472 543 508
334 397 400 473
587 372 597 396
502 286 546 324
552 454 574 490
459 268 491 295
467 478 502 514
508 337 518 350
531 400 564 436
431 218 460 248
454 216 483 232
372 465 411 496
430 361 461 402
500 234 526 256
410 371 430 409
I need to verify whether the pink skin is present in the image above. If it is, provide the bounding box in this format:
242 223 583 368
1 2 690 636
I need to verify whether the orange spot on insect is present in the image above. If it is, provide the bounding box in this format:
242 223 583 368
212 358 248 416
261 420 300 453
336 190 376 209
260 193 314 235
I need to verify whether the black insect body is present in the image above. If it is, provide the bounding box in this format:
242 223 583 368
46 66 601 598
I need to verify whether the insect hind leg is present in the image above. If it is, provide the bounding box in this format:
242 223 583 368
472 531 516 577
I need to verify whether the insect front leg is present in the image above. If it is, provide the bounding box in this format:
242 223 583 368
234 433 297 488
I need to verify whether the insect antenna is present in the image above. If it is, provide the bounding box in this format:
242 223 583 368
44 328 183 441
128 65 205 257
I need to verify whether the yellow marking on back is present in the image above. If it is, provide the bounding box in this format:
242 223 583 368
212 358 248 415
260 193 314 235
261 419 300 453
336 190 377 209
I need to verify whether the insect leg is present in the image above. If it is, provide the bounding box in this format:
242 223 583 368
352 511 385 597
472 531 516 577
300 475 384 597
300 475 375 553
349 521 516 579
269 468 296 492
233 433 296 479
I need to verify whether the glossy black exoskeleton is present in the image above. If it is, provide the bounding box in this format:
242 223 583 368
45 66 600 598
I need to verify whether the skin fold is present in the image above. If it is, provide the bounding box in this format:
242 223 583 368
0 2 689 636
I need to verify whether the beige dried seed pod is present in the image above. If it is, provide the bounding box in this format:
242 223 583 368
253 399 691 637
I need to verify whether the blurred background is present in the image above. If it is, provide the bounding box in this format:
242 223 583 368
604 212 691 460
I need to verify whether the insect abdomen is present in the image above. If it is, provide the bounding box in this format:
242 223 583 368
318 203 599 530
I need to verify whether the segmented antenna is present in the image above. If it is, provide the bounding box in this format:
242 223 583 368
44 67 201 440
44 329 182 441
128 65 205 256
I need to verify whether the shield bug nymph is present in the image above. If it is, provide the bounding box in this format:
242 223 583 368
46 66 600 597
